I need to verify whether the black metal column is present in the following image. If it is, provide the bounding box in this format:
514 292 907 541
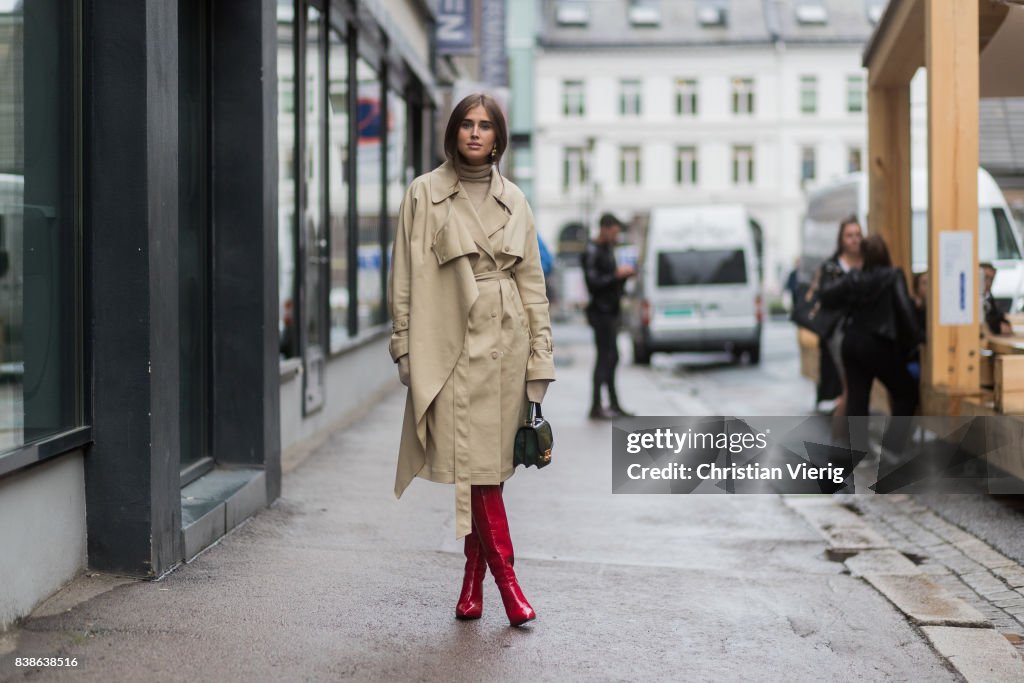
84 0 182 576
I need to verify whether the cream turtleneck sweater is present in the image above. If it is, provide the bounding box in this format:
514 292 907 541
458 162 492 210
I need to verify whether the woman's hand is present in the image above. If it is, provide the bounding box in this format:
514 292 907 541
398 355 411 387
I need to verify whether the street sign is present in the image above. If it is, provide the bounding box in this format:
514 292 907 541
938 231 974 325
436 0 474 55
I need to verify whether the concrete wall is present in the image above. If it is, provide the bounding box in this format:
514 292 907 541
0 453 87 630
280 332 396 453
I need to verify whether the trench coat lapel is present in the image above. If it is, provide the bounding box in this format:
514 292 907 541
458 194 497 261
481 169 512 238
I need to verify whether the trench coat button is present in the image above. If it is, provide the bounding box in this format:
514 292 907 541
491 351 499 359
491 311 497 318
503 246 511 253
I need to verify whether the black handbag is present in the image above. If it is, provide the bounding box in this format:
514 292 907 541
513 402 553 469
791 272 842 338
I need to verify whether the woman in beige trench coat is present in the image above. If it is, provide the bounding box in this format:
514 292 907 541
388 94 555 627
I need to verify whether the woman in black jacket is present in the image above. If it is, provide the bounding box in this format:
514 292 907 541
820 234 922 417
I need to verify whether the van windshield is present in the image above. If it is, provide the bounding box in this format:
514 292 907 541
657 249 747 286
912 208 1022 264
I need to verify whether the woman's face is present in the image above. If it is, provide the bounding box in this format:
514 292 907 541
456 105 496 166
841 223 862 257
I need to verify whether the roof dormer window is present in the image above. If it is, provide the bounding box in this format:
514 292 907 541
556 2 590 27
697 3 727 28
629 1 661 27
795 3 828 25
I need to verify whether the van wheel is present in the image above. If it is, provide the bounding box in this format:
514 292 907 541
633 340 652 365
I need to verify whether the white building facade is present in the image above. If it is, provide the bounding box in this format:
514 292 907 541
533 0 927 294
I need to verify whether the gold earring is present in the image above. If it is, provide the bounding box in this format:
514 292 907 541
490 147 497 161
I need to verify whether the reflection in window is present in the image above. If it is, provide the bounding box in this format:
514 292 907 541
386 90 407 309
328 26 349 352
277 0 297 358
0 0 80 450
303 5 326 353
658 250 747 286
356 58 384 330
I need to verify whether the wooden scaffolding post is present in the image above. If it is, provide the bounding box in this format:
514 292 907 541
924 0 980 393
867 84 912 277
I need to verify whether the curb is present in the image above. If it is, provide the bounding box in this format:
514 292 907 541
784 496 1024 681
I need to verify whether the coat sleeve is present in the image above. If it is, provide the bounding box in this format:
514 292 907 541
514 203 556 382
820 269 856 309
388 186 415 362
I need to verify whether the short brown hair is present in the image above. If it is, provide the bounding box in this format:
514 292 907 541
443 93 508 177
860 234 892 270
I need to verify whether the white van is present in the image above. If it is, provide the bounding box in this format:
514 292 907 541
800 168 1024 312
627 205 763 365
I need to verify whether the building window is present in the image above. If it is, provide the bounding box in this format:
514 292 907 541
0 0 81 451
620 146 641 185
801 146 816 182
800 76 817 115
732 145 755 185
563 80 584 118
620 79 642 116
848 147 863 173
731 77 754 115
563 147 587 190
328 25 350 351
675 78 698 116
556 1 589 26
356 57 384 331
629 0 661 26
676 146 698 186
847 75 865 113
278 0 298 358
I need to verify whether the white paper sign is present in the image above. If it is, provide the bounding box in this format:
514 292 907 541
938 231 974 326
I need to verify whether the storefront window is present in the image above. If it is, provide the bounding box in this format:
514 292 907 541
356 58 383 330
0 0 80 450
386 90 407 280
328 25 349 352
303 5 326 358
277 0 297 359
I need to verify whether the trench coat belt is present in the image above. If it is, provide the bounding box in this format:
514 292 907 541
474 270 512 282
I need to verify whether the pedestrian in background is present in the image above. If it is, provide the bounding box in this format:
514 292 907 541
907 271 928 381
980 262 1012 336
820 234 921 417
582 212 635 419
388 93 554 626
815 216 863 415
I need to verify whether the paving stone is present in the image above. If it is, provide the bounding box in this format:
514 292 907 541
921 626 1024 682
992 565 1024 589
863 574 991 627
845 549 921 578
955 538 1017 571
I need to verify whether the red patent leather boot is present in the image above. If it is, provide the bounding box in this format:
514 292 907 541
470 484 536 626
455 528 486 619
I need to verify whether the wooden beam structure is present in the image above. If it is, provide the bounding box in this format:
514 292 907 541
863 0 924 88
867 85 911 277
924 0 980 392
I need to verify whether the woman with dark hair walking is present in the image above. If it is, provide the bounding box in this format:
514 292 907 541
387 93 554 626
820 234 921 417
815 216 863 415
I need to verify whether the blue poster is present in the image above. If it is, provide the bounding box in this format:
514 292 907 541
437 0 474 55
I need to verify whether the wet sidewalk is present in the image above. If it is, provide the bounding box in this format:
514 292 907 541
0 323 1001 681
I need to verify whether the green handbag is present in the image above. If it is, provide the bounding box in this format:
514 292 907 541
513 402 553 469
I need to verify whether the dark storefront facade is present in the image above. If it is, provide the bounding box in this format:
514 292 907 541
0 0 436 628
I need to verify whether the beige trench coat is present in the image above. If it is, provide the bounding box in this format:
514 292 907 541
388 161 555 539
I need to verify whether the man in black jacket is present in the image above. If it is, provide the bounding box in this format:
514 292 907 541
582 213 635 419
